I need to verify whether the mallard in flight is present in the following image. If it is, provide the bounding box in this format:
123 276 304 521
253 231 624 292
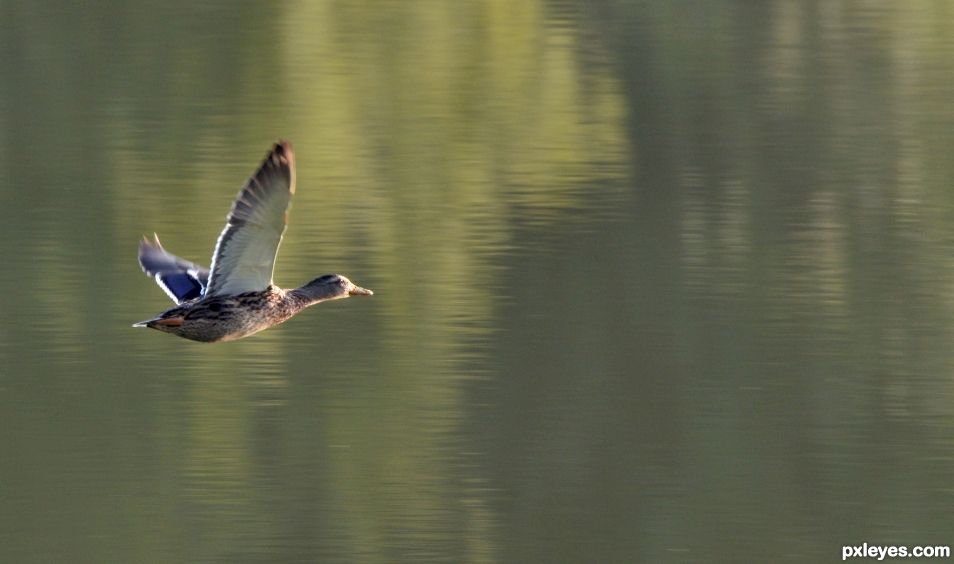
134 141 372 342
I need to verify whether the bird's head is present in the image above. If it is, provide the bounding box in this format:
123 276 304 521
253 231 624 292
299 274 373 303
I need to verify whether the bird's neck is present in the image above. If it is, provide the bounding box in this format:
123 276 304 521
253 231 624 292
288 283 340 307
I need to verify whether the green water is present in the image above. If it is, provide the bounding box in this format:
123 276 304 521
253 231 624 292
3 2 954 562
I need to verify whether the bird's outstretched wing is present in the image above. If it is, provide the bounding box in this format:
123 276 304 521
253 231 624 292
138 234 209 304
203 141 296 298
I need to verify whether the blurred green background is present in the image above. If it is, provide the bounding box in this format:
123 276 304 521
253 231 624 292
2 1 954 562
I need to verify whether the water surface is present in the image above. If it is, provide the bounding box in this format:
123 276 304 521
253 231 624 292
3 2 954 563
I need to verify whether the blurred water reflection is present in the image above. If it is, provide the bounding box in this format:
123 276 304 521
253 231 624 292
3 1 954 563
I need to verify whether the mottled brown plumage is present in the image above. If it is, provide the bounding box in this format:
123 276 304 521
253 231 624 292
134 141 372 342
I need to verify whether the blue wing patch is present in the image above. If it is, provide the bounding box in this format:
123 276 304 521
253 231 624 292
155 271 205 303
139 235 210 304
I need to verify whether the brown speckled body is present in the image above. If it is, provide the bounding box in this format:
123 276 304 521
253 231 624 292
147 286 307 342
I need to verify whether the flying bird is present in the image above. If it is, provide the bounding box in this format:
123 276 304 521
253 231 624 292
134 141 372 342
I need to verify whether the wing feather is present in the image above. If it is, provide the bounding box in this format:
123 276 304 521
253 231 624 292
203 141 296 297
138 234 209 304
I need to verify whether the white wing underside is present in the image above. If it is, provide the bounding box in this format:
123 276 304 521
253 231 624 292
204 142 296 298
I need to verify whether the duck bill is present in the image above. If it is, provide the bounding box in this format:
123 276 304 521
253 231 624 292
349 285 373 296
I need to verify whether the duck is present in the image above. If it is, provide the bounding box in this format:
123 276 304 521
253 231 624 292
133 140 372 342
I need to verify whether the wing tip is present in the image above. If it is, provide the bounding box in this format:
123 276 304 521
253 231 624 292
138 236 153 272
271 140 294 165
138 233 164 274
138 233 163 250
274 139 293 155
269 140 295 193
